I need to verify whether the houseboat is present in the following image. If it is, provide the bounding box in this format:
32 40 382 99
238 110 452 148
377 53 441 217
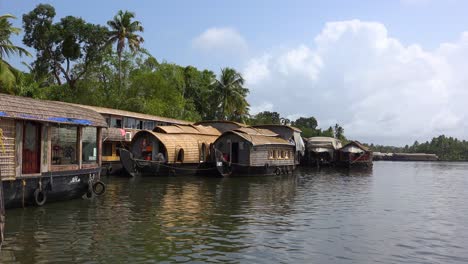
373 152 438 161
0 94 107 208
337 141 373 167
74 104 191 175
305 137 342 167
120 124 221 176
213 126 301 177
252 125 305 164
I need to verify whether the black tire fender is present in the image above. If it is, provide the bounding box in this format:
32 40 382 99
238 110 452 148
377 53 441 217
92 181 106 196
34 189 47 206
275 167 281 176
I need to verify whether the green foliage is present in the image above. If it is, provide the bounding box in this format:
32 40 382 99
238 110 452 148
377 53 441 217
0 14 31 93
249 111 281 125
213 67 250 121
23 4 109 89
370 135 468 161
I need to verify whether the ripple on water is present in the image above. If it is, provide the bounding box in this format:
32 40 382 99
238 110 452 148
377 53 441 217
1 163 468 263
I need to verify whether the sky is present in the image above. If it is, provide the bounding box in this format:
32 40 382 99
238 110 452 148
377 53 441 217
2 0 468 145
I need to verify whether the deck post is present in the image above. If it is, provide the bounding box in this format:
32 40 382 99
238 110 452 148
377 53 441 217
0 169 5 249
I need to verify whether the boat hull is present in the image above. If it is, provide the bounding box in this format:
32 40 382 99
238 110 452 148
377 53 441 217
120 149 217 177
216 162 295 177
2 168 100 209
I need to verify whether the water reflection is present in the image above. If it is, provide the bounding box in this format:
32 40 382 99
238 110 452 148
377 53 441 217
2 162 468 263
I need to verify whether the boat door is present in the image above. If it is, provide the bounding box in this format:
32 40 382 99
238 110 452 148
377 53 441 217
231 142 239 164
22 122 41 174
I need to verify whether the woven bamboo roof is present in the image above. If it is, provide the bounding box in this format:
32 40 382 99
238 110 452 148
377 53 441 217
193 120 247 133
0 93 107 127
153 124 221 136
234 127 279 137
341 141 370 152
222 131 292 147
71 104 191 125
253 124 302 132
132 130 218 163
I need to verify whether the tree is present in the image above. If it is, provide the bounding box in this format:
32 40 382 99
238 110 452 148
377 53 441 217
293 117 318 130
0 14 31 93
334 123 345 140
23 4 109 90
107 10 144 87
250 111 281 125
213 67 249 120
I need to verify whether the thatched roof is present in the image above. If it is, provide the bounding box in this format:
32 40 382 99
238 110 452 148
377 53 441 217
341 141 370 152
132 130 218 163
0 93 107 127
227 131 292 147
71 104 191 125
235 127 279 137
153 124 221 136
193 120 246 133
306 137 342 149
253 124 302 132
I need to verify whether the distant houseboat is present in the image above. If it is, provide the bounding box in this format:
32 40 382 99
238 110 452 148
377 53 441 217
305 137 342 167
74 105 191 175
213 126 303 176
337 141 373 167
373 152 438 161
0 94 107 208
120 124 221 176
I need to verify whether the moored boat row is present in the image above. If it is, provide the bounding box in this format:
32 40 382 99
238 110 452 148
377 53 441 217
304 137 373 168
1 93 375 211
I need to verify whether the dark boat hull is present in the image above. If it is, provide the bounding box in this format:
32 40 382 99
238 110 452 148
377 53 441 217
120 149 217 177
2 168 100 209
101 161 124 176
216 163 295 177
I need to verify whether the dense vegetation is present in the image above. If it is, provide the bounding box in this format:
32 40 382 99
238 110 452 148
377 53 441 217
369 135 468 161
0 4 344 134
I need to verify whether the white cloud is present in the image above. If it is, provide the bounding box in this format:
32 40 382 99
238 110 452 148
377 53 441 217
192 27 248 55
250 101 274 115
243 19 468 145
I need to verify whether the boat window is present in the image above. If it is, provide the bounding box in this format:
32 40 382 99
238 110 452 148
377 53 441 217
136 120 143 129
124 118 137 129
177 149 184 163
280 150 285 159
82 127 97 163
285 151 290 159
110 117 122 128
268 150 274 159
51 125 78 165
143 121 155 130
200 143 207 162
273 150 278 159
103 142 113 156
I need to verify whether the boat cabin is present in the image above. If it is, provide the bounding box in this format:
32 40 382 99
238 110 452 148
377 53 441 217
74 104 191 175
305 137 342 166
120 124 221 176
213 127 297 176
252 125 305 164
0 94 107 208
337 141 373 167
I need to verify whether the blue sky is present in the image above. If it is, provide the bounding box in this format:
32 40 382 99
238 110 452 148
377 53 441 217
2 0 468 145
4 0 467 70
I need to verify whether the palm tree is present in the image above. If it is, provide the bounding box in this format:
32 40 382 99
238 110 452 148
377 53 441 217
107 10 144 87
213 68 250 120
0 14 31 93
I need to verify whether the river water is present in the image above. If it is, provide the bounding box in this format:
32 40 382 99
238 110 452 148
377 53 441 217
1 161 468 263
